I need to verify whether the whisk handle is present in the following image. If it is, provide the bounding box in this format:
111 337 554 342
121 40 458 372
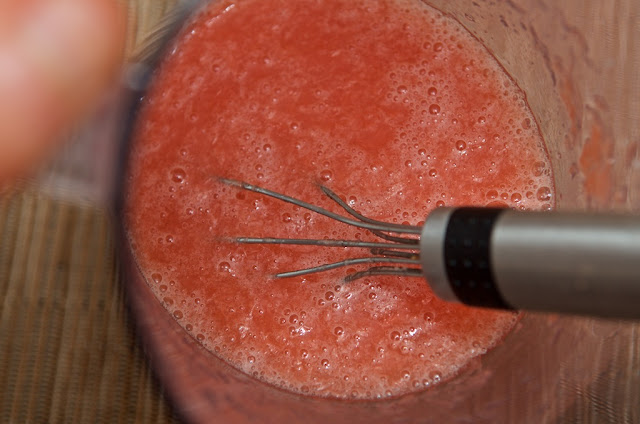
420 207 640 319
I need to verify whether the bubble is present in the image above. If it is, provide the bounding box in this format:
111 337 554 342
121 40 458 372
186 323 193 331
423 312 434 322
486 190 498 200
402 370 411 380
173 310 183 319
428 169 437 177
320 169 333 182
436 200 445 207
171 168 186 183
428 104 441 115
511 193 522 203
334 327 344 336
536 186 552 202
455 140 466 150
300 349 309 359
433 42 443 52
159 284 167 292
325 291 335 301
282 213 292 223
248 355 256 363
427 87 437 96
289 314 299 324
368 292 377 300
418 148 427 156
196 333 205 341
397 85 408 94
522 118 531 129
151 273 162 283
390 331 401 341
533 161 546 177
218 262 231 272
429 370 442 383
405 160 412 168
163 297 173 306
321 359 330 369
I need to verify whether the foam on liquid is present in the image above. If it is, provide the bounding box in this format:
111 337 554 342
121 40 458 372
125 0 554 399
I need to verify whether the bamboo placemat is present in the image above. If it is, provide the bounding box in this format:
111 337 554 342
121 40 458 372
0 1 182 423
0 189 180 423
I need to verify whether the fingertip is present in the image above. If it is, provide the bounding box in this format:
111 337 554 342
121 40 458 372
0 0 127 182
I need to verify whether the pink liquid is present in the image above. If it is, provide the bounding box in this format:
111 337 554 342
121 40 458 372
125 0 554 399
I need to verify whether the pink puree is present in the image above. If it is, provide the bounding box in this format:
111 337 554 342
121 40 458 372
125 0 554 399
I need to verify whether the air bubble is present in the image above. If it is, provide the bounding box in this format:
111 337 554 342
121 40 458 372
511 193 522 203
433 42 443 52
171 168 186 183
282 213 292 223
427 87 437 96
320 170 333 182
173 310 183 319
151 273 162 283
428 169 437 177
321 359 330 369
390 331 401 341
325 291 335 301
455 140 466 151
334 327 344 336
428 104 441 115
536 186 552 201
397 85 408 94
218 262 231 272
429 370 442 383
486 190 498 200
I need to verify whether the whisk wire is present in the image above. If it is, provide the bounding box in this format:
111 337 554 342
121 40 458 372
219 177 421 234
220 177 424 282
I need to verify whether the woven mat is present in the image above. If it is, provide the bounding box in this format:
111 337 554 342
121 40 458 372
0 2 182 423
0 189 180 423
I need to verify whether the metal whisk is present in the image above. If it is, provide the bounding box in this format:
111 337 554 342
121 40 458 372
219 177 640 319
220 177 424 282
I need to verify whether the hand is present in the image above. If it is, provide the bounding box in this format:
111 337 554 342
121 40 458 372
0 0 124 182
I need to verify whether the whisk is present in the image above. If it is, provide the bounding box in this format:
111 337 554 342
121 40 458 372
220 177 640 319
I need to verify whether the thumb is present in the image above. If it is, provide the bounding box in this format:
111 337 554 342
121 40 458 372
0 0 125 182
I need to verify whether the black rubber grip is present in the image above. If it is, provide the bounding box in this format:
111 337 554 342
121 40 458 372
444 208 512 309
